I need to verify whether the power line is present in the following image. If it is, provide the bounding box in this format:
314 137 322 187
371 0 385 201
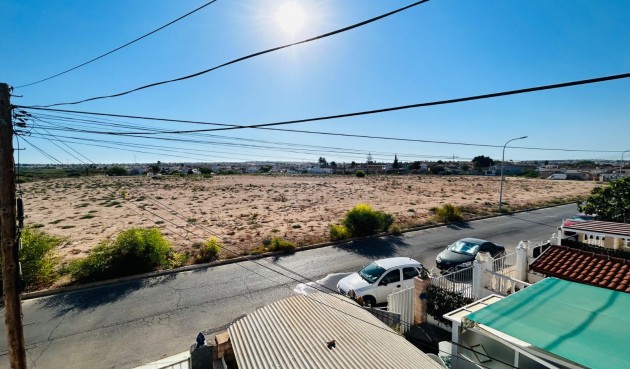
14 0 221 89
59 72 630 134
27 113 470 160
38 0 432 107
19 102 630 153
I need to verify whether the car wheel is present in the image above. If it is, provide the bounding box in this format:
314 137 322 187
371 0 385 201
363 296 376 307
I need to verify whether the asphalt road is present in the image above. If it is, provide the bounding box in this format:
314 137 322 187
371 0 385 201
0 204 576 369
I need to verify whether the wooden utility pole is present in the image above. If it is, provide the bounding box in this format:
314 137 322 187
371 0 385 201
0 83 27 369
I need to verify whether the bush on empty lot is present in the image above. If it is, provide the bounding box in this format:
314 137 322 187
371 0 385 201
70 228 172 281
337 204 394 238
9 228 64 290
434 203 463 223
329 224 351 240
194 237 222 263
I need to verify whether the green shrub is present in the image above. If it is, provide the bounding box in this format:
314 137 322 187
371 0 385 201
341 204 394 238
69 228 172 282
389 224 403 236
329 224 350 240
195 237 222 263
434 204 464 223
106 166 128 176
268 237 295 253
355 170 366 178
169 252 189 268
18 228 64 289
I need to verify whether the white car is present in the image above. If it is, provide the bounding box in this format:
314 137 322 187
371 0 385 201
337 257 423 306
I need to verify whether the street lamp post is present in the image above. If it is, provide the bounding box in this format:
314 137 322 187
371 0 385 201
621 149 630 175
499 136 527 212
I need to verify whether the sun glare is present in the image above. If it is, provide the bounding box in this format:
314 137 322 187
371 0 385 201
275 2 306 34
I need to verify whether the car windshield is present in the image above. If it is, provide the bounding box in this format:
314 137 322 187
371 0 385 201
358 263 386 284
448 240 480 255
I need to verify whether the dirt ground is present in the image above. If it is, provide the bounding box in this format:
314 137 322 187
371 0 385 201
20 174 599 263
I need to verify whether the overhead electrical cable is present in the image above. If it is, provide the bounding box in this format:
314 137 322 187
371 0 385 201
14 0 221 89
29 113 464 159
38 0 432 106
44 72 629 133
19 70 630 154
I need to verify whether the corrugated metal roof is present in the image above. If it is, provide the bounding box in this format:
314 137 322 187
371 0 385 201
563 220 630 237
228 292 444 369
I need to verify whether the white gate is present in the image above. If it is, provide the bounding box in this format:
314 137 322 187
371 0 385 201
387 287 415 334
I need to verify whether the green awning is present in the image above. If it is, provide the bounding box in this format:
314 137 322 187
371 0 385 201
467 278 630 369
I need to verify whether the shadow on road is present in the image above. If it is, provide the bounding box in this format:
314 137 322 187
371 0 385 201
334 235 410 259
446 222 472 230
39 274 177 318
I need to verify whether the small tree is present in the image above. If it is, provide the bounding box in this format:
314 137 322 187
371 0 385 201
106 166 128 176
392 155 400 169
472 155 494 169
578 177 630 223
430 165 444 175
409 161 421 170
318 157 328 168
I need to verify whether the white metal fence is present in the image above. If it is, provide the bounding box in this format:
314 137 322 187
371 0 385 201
528 240 551 262
133 352 190 369
492 252 517 278
387 287 415 334
431 266 474 300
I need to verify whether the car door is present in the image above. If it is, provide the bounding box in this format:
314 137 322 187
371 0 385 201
402 267 420 289
375 268 402 303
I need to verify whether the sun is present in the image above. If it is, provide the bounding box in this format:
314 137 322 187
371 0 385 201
275 2 306 34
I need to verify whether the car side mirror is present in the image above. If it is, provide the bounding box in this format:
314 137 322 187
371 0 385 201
379 280 388 286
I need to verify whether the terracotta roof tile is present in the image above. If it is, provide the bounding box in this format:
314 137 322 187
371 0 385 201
530 245 630 293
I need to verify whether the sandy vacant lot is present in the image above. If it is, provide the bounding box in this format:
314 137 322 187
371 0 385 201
21 174 599 263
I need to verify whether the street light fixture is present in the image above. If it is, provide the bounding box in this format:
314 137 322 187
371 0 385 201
621 149 630 175
499 135 527 212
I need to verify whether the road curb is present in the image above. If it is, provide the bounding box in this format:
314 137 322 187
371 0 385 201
20 202 574 301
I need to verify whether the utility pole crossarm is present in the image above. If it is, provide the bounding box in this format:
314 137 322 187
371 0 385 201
0 83 28 369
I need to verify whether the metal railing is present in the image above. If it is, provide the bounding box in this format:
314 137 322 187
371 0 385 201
529 240 551 260
492 252 517 278
431 266 474 300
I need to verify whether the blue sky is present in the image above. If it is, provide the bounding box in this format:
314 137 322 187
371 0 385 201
2 0 629 164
